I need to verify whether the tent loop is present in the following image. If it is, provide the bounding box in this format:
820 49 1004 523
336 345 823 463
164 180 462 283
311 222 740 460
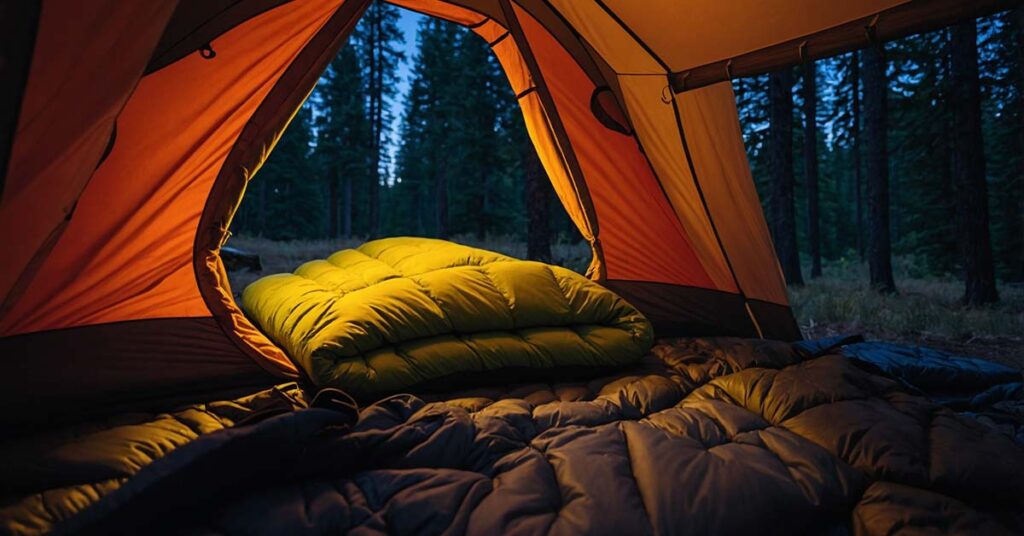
864 14 881 48
515 86 537 100
724 59 734 81
660 84 672 104
199 43 217 60
466 17 489 30
797 40 809 64
220 229 233 248
488 31 510 48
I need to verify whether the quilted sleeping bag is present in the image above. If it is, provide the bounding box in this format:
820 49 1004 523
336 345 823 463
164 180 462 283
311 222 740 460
8 338 1021 535
242 237 653 398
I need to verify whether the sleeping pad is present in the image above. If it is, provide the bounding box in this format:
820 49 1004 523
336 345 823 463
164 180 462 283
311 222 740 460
5 338 1022 535
242 237 653 399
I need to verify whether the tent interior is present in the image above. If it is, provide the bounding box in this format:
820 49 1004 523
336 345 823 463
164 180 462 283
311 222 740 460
3 1 1024 534
0 0 1016 426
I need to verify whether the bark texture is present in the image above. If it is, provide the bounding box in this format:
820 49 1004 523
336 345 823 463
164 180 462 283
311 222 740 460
524 144 551 263
769 68 804 286
803 60 822 278
950 21 999 304
863 44 896 293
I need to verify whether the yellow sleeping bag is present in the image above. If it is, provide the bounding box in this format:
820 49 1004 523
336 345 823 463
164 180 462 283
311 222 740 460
242 237 653 399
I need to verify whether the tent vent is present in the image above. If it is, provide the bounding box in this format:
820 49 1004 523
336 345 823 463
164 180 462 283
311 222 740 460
590 87 631 135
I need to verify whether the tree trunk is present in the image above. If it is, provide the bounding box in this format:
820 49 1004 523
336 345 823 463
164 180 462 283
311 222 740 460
1017 8 1024 280
863 44 896 293
368 7 382 239
803 60 822 278
524 144 551 263
343 172 353 238
328 173 339 239
950 21 999 304
768 68 804 286
852 51 864 261
435 168 448 238
478 170 489 240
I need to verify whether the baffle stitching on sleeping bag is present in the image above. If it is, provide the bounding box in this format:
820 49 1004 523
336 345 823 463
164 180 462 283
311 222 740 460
456 333 490 372
922 407 937 485
543 264 572 323
393 344 422 377
568 325 606 364
747 427 817 495
477 267 517 327
242 238 653 397
619 423 656 532
406 275 455 333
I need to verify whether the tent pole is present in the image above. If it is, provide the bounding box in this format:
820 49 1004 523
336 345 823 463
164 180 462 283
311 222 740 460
669 0 1024 93
586 0 766 338
497 0 606 281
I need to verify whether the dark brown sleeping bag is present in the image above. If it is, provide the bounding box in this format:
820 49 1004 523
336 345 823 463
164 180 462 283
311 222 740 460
3 338 1022 535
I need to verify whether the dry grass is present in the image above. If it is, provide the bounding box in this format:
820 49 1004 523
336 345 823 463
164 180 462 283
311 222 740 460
225 234 591 294
225 236 1023 368
790 259 1024 369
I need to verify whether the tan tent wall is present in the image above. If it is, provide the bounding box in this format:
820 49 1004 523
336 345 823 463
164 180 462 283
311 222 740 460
537 0 801 338
511 4 717 288
675 83 789 306
618 76 737 293
602 0 907 73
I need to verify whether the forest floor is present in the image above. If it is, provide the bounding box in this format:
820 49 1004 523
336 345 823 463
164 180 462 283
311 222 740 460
791 264 1024 370
227 236 1023 370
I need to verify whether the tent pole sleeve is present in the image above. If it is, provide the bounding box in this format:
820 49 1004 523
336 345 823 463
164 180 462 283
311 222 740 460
498 0 605 280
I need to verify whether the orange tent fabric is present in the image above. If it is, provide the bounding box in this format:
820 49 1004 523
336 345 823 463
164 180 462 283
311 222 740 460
0 0 1004 425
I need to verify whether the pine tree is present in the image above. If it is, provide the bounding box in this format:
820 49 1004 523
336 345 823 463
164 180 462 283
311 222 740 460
819 52 861 260
448 29 507 238
950 20 999 304
768 68 803 285
802 60 822 277
394 18 460 237
863 43 897 293
314 45 371 238
853 52 864 261
234 105 322 240
523 141 551 262
355 2 404 238
980 9 1024 282
886 31 957 274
